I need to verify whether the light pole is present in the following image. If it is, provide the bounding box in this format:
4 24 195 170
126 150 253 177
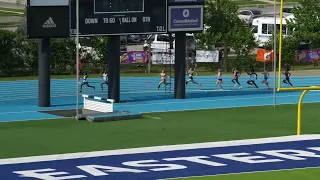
273 0 277 108
76 0 80 119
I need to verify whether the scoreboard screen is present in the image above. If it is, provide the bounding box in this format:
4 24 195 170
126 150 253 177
70 0 167 36
94 0 144 13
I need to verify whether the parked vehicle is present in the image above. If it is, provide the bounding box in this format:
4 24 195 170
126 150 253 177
283 7 294 13
120 35 148 45
146 33 196 51
238 9 266 26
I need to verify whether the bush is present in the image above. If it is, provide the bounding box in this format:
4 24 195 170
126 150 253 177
0 29 109 77
0 29 34 76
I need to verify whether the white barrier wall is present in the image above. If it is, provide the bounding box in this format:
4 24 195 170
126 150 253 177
82 95 114 113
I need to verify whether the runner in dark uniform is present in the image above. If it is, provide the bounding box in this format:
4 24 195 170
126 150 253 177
231 67 242 89
80 73 95 93
282 68 293 86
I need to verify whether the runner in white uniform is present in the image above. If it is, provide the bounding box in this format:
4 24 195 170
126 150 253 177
100 70 108 92
216 69 223 90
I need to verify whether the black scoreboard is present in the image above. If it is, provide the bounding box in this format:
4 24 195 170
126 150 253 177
70 0 167 36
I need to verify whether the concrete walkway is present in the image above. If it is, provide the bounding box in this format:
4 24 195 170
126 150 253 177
257 0 274 4
0 16 22 23
0 1 24 9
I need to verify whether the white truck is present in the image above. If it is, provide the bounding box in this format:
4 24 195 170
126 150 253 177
146 33 196 51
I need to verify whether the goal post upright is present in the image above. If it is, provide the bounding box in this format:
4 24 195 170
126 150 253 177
277 0 284 92
275 0 320 135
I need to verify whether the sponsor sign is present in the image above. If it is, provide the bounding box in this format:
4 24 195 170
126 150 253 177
0 135 320 180
27 6 70 38
256 48 274 62
296 48 320 62
120 51 147 64
151 51 175 64
168 5 204 32
196 50 219 62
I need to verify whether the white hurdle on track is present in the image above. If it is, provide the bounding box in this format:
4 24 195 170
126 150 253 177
82 94 114 113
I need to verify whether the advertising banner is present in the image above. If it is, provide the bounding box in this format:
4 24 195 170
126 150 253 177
256 48 274 62
168 5 203 32
151 50 219 64
151 50 175 64
196 50 219 62
296 49 320 62
27 6 70 38
120 51 147 64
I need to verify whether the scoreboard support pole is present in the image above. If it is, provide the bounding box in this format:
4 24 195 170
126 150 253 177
174 32 186 99
107 36 121 103
38 38 51 107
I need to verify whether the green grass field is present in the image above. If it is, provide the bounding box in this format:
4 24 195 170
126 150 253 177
1 104 320 158
0 7 24 17
0 11 20 16
0 7 24 13
0 104 319 179
0 21 21 27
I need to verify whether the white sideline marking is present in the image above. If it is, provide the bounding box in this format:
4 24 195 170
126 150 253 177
0 135 319 165
0 9 23 14
145 115 162 120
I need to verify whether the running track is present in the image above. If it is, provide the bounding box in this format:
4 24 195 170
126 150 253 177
0 75 319 122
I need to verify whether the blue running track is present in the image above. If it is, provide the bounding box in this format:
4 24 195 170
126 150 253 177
0 75 319 122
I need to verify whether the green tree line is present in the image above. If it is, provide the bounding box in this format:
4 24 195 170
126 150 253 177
197 0 320 72
0 0 319 77
264 0 320 68
0 28 108 77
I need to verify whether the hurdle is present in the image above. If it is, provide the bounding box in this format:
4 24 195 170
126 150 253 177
82 94 114 113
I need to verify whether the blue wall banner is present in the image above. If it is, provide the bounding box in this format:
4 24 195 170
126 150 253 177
168 5 204 32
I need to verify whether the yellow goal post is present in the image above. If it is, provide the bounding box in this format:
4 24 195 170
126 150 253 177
277 0 320 135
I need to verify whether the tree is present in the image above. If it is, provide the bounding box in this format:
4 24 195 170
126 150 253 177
0 30 18 76
263 0 320 69
51 38 76 75
264 31 300 68
287 0 320 49
196 0 256 72
91 36 108 67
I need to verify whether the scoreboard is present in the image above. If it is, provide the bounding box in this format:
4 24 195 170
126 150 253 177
70 0 167 36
